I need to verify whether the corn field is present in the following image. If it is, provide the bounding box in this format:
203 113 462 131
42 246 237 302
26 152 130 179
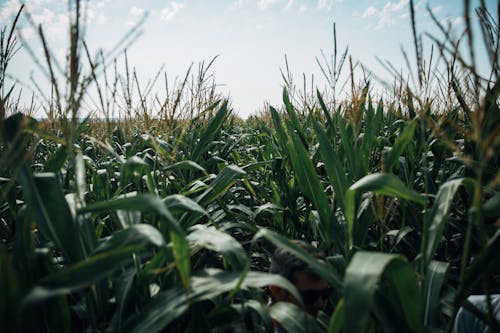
0 1 499 332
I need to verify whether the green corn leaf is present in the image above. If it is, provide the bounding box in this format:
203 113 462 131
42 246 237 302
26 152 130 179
124 268 299 333
270 302 322 333
424 177 475 267
94 224 165 253
23 224 166 304
285 120 345 253
316 89 336 137
328 299 344 333
190 100 230 163
188 224 248 271
344 251 424 333
196 165 246 206
43 144 67 173
253 228 342 291
345 173 427 249
385 121 417 173
283 88 308 148
164 160 208 175
162 194 207 216
312 118 349 213
19 172 84 263
121 156 157 194
78 194 190 288
270 105 289 153
23 246 144 304
423 260 449 329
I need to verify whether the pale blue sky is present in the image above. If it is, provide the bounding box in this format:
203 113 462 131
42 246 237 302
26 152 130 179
1 0 496 118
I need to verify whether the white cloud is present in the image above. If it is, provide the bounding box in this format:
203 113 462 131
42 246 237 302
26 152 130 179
284 0 293 11
360 0 409 30
316 0 335 10
1 0 22 21
362 6 377 18
130 6 144 17
257 0 281 11
232 0 248 10
160 1 184 22
431 5 443 15
452 16 463 26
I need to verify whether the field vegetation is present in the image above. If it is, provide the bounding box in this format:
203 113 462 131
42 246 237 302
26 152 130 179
0 1 499 332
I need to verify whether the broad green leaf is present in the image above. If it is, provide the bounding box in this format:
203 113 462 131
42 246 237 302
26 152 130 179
345 172 427 249
79 194 179 233
283 88 308 148
328 299 344 333
270 105 289 153
121 156 157 194
162 194 207 216
43 144 67 173
424 177 475 266
385 121 416 173
344 251 423 333
270 301 322 333
253 228 342 291
423 260 449 329
78 194 190 288
285 120 344 253
188 224 248 271
19 172 83 263
23 245 147 304
190 100 230 163
164 160 208 175
124 268 299 333
312 118 349 213
94 224 165 253
170 231 191 289
196 165 246 206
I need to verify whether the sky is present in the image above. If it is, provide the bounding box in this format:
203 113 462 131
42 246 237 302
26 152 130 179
0 0 496 118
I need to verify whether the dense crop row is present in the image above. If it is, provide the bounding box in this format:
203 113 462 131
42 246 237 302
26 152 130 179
1 1 499 332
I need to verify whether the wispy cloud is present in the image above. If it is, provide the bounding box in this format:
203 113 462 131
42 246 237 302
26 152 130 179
1 0 22 21
360 0 409 30
160 1 184 22
130 6 144 17
257 0 282 11
316 0 337 11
